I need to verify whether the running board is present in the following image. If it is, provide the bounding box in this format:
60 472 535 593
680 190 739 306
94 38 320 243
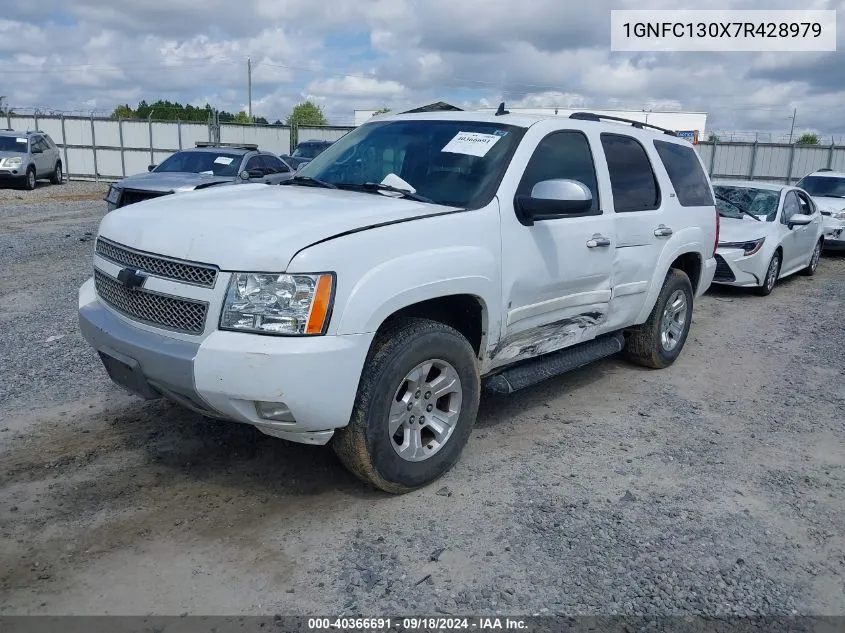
483 333 625 394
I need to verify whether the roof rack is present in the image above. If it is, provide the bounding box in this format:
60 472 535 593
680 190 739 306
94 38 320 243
817 168 832 172
195 141 259 150
569 112 678 136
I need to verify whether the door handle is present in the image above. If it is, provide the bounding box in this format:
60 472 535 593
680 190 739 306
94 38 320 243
586 235 611 248
654 225 673 237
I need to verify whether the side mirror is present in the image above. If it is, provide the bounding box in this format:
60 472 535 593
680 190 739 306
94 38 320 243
31 147 43 154
248 169 265 179
148 164 156 172
788 213 813 228
514 179 593 226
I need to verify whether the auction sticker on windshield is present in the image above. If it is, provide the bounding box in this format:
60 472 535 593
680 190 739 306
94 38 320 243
16 138 27 144
214 156 234 165
441 131 504 158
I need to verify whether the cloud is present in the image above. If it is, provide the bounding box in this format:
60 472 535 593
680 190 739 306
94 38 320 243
0 0 842 136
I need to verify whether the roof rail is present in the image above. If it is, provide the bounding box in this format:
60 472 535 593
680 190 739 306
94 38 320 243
817 168 832 172
195 141 259 150
569 112 678 136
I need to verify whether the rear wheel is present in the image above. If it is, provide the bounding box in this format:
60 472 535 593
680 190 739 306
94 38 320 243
332 317 480 494
802 239 822 276
23 167 36 191
624 269 694 369
51 162 63 185
756 251 781 296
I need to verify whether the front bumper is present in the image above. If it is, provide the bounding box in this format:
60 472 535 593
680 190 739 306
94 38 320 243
822 223 845 251
78 277 374 445
712 247 767 287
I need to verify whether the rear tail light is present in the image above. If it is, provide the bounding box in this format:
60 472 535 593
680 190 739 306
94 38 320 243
713 208 720 257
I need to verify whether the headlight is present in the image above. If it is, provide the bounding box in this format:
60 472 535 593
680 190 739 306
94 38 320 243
2 157 22 168
832 210 845 220
105 186 121 204
718 237 765 256
220 272 334 335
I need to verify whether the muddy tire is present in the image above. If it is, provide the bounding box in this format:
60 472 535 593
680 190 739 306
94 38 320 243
332 317 480 494
802 239 822 276
624 269 694 370
756 250 781 296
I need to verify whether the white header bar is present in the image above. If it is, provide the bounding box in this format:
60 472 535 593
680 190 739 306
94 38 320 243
611 10 837 52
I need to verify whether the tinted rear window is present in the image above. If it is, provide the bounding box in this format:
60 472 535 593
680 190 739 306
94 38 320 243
654 140 714 207
600 134 660 212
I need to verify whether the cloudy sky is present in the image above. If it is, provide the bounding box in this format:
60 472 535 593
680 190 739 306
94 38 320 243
1 0 843 137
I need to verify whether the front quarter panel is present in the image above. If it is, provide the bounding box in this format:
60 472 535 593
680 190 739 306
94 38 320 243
285 201 503 357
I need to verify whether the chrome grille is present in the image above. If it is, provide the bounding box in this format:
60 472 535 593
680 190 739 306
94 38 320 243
94 270 208 335
95 238 218 288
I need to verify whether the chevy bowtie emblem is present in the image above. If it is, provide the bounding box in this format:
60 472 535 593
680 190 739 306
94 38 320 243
117 267 147 290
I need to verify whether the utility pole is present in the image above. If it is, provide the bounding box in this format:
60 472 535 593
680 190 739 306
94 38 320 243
247 57 253 123
788 108 797 143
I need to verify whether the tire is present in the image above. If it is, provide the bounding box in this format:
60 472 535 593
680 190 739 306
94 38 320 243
332 317 480 494
23 167 36 191
50 162 63 185
756 250 781 296
624 269 694 370
802 239 822 276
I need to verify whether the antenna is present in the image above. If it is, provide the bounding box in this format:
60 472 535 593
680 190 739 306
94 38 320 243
495 102 509 116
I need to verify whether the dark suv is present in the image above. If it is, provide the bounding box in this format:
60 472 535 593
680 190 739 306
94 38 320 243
282 139 334 169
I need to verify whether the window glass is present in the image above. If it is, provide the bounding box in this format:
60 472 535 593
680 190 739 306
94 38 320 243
782 191 800 223
601 134 660 212
263 155 290 172
653 140 713 206
515 131 599 214
244 156 265 172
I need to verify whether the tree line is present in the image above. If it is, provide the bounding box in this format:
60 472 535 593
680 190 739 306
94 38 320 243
109 99 331 127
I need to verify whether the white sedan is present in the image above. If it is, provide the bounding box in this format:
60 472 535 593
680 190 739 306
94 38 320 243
712 180 825 296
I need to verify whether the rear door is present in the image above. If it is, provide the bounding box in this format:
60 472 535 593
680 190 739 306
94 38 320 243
598 133 668 329
497 127 615 366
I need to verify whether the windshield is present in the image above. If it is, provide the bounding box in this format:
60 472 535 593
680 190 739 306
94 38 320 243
292 144 327 159
795 175 845 199
297 119 524 208
153 151 242 176
713 185 780 221
0 136 28 152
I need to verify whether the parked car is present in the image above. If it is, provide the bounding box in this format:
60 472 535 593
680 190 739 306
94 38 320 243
104 143 296 211
711 181 824 295
281 139 334 169
0 129 63 190
78 108 718 493
795 169 845 251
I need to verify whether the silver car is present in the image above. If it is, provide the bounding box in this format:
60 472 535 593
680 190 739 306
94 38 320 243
105 143 296 211
0 130 64 190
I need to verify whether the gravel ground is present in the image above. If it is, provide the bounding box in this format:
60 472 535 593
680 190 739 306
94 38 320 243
0 189 844 618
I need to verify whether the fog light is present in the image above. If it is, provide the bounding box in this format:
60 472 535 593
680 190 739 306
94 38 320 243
255 401 296 423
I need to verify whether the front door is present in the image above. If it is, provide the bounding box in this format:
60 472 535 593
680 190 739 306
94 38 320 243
497 128 614 367
779 190 804 270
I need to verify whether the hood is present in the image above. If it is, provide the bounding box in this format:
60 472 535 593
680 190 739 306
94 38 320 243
115 171 233 193
0 150 26 160
808 195 845 214
717 216 770 244
97 183 455 271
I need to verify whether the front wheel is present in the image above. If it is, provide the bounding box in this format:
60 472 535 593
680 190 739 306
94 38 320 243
756 251 781 296
23 167 36 191
624 269 694 370
802 239 822 276
332 317 480 494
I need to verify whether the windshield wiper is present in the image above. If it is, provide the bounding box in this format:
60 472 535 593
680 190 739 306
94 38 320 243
715 193 760 221
335 182 434 204
280 175 337 189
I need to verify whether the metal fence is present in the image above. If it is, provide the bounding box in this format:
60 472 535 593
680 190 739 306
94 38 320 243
3 113 354 181
696 141 845 185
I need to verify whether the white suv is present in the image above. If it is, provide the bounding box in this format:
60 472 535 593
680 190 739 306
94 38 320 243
795 169 845 251
78 108 718 493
